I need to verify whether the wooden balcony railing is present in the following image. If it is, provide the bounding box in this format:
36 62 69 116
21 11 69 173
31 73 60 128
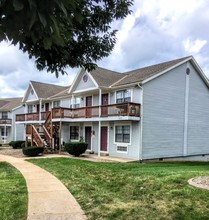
0 118 12 124
16 103 140 122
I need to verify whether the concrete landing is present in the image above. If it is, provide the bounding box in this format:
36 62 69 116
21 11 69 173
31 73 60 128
0 155 87 220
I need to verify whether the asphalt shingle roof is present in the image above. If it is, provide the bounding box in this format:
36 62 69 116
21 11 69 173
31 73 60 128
113 56 191 87
90 67 123 87
0 97 23 111
30 81 69 99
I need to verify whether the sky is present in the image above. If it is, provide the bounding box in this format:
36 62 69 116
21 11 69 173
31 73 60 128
1 0 209 98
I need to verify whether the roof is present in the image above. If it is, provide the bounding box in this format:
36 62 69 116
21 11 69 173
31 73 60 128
111 56 192 87
30 81 69 99
49 86 71 99
90 67 123 87
0 97 23 111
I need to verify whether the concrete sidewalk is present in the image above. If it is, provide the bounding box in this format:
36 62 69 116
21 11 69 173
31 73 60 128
0 154 87 220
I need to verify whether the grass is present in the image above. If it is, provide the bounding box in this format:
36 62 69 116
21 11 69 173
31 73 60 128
0 162 27 220
29 158 209 220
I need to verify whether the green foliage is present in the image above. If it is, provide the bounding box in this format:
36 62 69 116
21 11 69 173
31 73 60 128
0 162 27 219
64 142 88 156
0 0 133 76
22 146 44 156
0 144 2 146
30 159 209 220
10 140 25 149
21 141 31 148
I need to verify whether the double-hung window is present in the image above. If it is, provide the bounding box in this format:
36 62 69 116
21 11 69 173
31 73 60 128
53 101 60 108
2 112 8 119
28 105 33 113
116 89 131 103
115 125 130 143
70 126 79 140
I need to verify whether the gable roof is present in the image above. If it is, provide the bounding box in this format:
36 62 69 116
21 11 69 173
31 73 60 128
112 56 192 87
30 81 68 99
0 97 23 111
49 86 71 99
90 67 123 87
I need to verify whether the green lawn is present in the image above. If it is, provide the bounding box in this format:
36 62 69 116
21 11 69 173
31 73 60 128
30 158 209 220
0 162 27 220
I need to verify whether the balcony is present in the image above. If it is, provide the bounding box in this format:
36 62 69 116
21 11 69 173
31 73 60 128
0 118 12 125
16 103 140 122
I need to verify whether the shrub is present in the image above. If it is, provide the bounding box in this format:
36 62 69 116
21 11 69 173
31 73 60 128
10 140 25 149
21 141 31 148
0 144 2 147
8 141 15 147
64 142 88 157
22 146 44 156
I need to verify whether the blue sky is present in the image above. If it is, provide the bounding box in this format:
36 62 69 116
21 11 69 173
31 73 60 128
1 0 209 97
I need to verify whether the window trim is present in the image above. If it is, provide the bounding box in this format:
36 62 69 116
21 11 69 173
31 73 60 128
115 89 132 104
114 123 131 145
70 126 80 141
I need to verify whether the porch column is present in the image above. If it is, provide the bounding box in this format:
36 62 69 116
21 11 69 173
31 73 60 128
4 124 6 144
98 89 102 157
39 99 42 123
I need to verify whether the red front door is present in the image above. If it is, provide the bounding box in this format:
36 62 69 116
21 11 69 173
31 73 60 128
101 94 108 116
101 126 108 151
86 96 92 118
85 127 92 150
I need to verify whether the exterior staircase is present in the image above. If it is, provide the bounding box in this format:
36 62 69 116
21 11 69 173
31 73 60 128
26 111 60 153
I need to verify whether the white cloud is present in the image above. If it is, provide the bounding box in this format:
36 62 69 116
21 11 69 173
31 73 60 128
2 0 209 97
183 39 207 53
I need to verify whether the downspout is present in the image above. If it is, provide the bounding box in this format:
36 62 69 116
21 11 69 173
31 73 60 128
138 83 143 162
98 88 102 157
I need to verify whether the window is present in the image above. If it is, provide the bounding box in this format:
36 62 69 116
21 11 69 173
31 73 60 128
2 112 8 119
53 101 60 108
28 105 33 113
70 126 79 140
74 97 81 108
116 89 131 103
70 98 81 108
115 125 130 143
1 127 8 137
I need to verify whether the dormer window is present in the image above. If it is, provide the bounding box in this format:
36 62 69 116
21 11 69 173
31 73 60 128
31 89 34 95
116 89 131 103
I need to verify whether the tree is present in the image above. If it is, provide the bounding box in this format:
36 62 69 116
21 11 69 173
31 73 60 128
0 0 133 76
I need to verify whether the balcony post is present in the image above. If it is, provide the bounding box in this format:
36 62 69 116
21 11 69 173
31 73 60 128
39 99 42 123
98 89 102 157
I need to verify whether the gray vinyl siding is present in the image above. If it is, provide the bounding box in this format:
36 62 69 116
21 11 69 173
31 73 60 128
13 106 25 141
61 123 70 143
109 121 140 160
187 64 209 155
61 99 70 108
142 64 187 159
75 74 96 91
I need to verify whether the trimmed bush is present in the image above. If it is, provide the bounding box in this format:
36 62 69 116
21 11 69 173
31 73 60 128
22 146 44 156
10 140 25 149
64 142 88 157
0 144 2 146
21 141 31 148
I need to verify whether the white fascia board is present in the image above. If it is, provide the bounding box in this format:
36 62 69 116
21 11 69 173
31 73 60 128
87 71 99 87
142 57 193 84
22 84 31 103
72 87 99 94
12 105 24 112
190 58 209 87
68 68 85 94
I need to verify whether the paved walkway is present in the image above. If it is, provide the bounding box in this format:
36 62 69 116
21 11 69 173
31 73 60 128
0 154 87 220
